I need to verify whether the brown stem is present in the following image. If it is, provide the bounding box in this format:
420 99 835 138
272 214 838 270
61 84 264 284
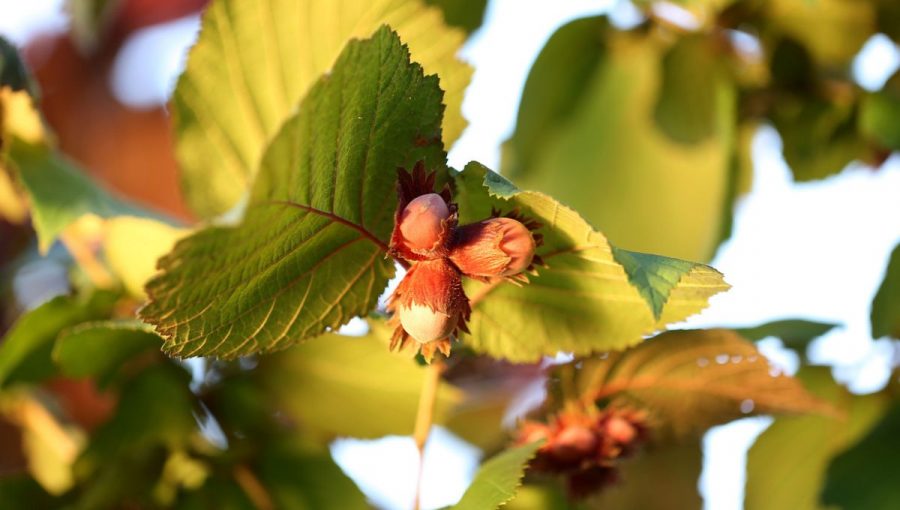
412 358 446 510
233 464 274 510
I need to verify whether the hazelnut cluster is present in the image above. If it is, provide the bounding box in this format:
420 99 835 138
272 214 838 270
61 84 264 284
514 408 648 499
387 163 543 361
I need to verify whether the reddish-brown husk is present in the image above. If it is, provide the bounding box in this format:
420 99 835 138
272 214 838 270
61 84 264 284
450 217 536 279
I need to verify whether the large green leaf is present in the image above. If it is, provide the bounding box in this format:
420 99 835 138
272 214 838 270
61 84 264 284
52 321 162 385
142 27 445 359
0 291 118 387
570 329 832 435
871 243 900 339
503 19 736 262
452 441 542 510
453 164 730 363
745 367 888 510
821 401 900 510
174 0 471 217
258 328 462 440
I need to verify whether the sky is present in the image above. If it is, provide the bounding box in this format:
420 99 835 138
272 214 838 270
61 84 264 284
1 1 899 509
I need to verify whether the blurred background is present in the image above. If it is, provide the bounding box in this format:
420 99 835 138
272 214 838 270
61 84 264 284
1 0 899 509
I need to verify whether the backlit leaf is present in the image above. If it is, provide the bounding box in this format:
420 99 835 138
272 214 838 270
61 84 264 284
258 328 462 440
453 164 730 363
735 319 838 359
503 19 736 262
571 329 833 435
102 216 189 300
745 367 888 510
174 0 471 217
53 321 162 385
142 27 445 359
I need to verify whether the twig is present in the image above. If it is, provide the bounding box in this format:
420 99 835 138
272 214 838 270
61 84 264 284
233 464 274 510
412 358 446 510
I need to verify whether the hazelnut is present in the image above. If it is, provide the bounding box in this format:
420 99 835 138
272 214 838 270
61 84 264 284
398 193 450 252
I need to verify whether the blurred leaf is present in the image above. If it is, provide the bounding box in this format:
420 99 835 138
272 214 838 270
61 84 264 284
424 0 488 33
0 391 86 495
142 27 444 359
587 438 703 510
0 165 27 224
871 243 900 339
745 367 888 510
0 37 37 95
654 35 721 144
102 216 188 299
0 291 118 387
876 0 900 43
259 329 462 440
572 329 833 435
716 122 756 246
53 321 161 385
174 0 470 217
772 95 863 181
0 474 60 510
735 319 838 358
503 16 607 174
258 439 368 510
452 441 543 510
859 72 900 151
763 0 875 65
821 401 900 510
453 164 730 363
175 476 255 510
66 0 120 54
504 21 736 262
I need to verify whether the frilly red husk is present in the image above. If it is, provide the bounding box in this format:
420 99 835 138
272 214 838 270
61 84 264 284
386 163 543 361
514 407 649 499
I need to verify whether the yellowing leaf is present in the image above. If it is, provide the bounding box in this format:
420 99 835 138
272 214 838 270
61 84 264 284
174 0 471 217
103 217 189 299
573 329 833 435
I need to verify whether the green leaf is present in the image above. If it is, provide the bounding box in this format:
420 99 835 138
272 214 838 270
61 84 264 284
453 163 730 363
570 329 833 435
745 367 888 510
610 246 695 321
142 27 445 359
821 401 900 510
503 19 736 262
0 291 118 387
764 0 876 65
423 0 488 33
654 35 720 144
772 95 863 182
871 243 900 339
53 321 161 385
258 327 462 440
0 475 60 510
258 439 368 510
859 72 900 151
589 438 704 510
102 216 189 299
0 36 38 95
735 319 838 359
452 441 543 510
174 0 471 218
